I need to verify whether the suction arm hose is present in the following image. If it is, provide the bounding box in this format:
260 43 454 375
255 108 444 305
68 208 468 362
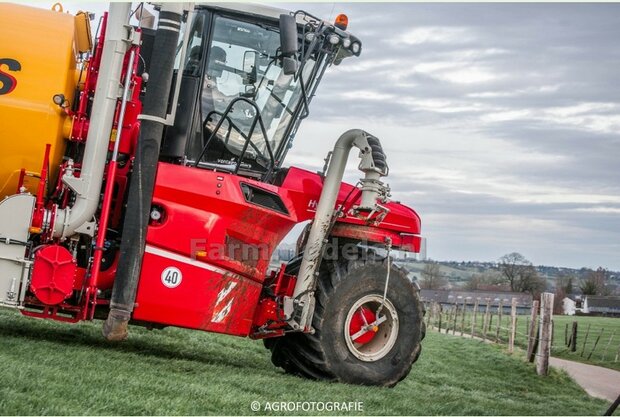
287 129 386 331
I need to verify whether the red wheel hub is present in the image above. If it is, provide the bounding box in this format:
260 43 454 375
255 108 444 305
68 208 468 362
348 306 377 344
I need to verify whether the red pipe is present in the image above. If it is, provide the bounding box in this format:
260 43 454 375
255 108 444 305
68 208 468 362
31 144 51 232
85 46 138 319
85 158 118 318
16 168 26 193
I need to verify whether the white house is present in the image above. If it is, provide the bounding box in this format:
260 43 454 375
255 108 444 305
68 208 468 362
562 297 576 315
582 296 620 316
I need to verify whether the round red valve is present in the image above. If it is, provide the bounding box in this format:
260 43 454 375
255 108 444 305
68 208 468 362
30 245 76 305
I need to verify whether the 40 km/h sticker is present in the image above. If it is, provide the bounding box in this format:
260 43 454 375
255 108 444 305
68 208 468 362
161 266 182 288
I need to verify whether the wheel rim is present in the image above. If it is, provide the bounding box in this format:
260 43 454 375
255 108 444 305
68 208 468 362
344 294 399 362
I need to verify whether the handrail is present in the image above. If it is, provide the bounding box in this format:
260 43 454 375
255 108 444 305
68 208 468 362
194 97 275 180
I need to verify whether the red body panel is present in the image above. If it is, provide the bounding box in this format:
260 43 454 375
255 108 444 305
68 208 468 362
132 246 261 335
131 162 421 336
280 166 421 236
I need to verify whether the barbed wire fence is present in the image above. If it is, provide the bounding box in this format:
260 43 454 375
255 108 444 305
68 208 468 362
424 293 620 371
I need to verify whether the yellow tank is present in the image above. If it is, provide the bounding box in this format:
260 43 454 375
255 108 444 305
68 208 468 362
0 3 91 199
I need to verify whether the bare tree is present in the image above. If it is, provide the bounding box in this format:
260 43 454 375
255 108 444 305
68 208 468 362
580 267 610 295
463 274 482 291
498 252 530 291
420 261 446 289
464 271 504 291
557 274 575 295
519 265 547 295
498 252 546 294
554 285 567 315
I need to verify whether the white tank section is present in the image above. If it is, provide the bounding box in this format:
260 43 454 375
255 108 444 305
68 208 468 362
0 194 35 307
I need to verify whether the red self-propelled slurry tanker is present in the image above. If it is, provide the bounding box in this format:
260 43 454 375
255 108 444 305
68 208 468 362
0 2 424 386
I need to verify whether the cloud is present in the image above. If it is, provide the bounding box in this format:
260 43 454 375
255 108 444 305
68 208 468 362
30 1 619 270
397 26 477 45
280 3 620 269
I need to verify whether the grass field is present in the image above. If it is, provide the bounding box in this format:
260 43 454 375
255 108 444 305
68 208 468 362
551 315 620 370
429 305 620 371
0 308 613 415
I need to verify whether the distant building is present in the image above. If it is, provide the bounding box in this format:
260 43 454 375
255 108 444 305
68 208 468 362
562 297 576 316
420 289 533 314
582 296 620 316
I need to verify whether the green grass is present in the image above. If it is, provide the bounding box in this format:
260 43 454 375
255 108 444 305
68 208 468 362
0 308 612 415
429 306 620 371
551 315 620 370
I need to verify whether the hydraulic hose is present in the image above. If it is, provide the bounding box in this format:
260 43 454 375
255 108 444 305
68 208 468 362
103 4 185 341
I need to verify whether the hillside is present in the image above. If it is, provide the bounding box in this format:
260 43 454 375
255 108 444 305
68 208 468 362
396 259 620 292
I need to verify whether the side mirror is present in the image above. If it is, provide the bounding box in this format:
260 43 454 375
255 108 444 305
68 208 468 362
242 51 258 85
279 14 298 75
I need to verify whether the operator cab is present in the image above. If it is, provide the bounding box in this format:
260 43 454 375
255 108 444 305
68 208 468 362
158 3 361 182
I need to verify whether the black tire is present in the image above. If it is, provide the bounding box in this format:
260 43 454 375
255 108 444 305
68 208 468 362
265 247 425 387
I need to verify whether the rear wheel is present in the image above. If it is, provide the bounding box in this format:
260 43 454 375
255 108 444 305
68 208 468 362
265 248 425 387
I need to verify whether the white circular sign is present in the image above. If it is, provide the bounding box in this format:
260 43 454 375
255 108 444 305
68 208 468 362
161 266 182 288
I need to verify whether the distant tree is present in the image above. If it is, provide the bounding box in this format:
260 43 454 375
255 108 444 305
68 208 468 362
517 265 547 295
554 274 576 314
498 252 530 291
463 274 482 291
557 274 575 295
580 267 611 296
498 252 546 295
464 270 505 291
580 279 598 296
420 261 446 290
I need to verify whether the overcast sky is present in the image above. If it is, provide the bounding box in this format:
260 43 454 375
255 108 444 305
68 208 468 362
35 2 620 270
278 2 620 271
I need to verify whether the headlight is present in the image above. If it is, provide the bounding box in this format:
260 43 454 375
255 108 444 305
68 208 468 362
343 38 351 48
328 34 340 45
351 42 361 54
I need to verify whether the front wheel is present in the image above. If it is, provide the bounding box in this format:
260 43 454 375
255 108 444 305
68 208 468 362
266 248 425 387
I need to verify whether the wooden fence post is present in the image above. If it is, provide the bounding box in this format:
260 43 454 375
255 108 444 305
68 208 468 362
536 292 554 376
580 323 591 357
509 297 517 353
460 298 467 336
482 298 491 341
427 302 433 328
550 319 555 349
437 305 443 332
471 298 479 339
495 299 503 342
452 301 458 335
602 331 615 361
514 316 518 345
570 321 578 352
525 316 529 344
564 323 569 347
587 328 604 360
526 300 540 361
445 303 453 334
